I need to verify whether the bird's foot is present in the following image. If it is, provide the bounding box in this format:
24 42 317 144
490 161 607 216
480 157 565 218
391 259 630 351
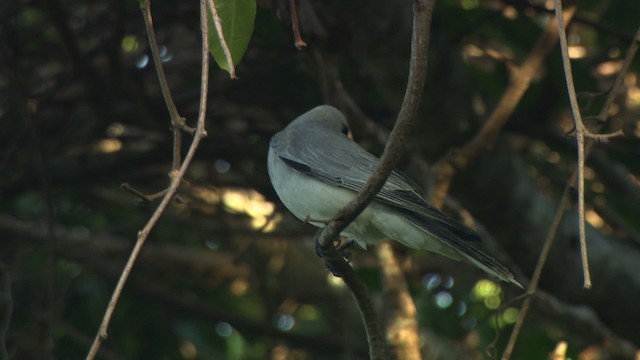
336 239 355 262
304 214 333 225
315 236 354 277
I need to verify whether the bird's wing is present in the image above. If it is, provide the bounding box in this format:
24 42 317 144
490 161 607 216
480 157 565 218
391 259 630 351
271 126 521 286
270 128 479 242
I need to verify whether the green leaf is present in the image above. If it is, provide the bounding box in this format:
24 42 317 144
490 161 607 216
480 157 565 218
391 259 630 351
207 0 256 75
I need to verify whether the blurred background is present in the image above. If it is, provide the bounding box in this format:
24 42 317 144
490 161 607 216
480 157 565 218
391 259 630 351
1 0 640 358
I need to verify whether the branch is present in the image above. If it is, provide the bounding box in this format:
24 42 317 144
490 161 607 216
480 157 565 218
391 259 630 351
315 1 436 358
123 0 197 206
554 0 591 289
430 4 577 208
500 22 640 360
376 242 422 360
552 0 622 289
289 0 307 49
140 0 195 170
207 0 236 78
499 191 570 360
84 0 210 358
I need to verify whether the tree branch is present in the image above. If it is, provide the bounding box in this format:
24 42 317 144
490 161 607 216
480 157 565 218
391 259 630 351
140 0 195 169
207 0 237 78
84 0 210 358
315 1 436 358
552 0 623 289
377 242 422 360
289 0 307 49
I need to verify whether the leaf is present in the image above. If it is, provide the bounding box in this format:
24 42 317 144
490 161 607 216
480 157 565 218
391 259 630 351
207 0 256 75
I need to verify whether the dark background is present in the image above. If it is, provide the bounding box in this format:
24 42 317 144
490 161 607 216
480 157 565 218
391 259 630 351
1 0 640 358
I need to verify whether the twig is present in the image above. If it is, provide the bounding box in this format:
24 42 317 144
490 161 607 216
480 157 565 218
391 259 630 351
500 22 640 360
314 1 436 358
289 0 307 49
0 264 12 360
430 5 577 208
500 193 569 360
140 0 195 171
553 0 591 289
552 0 623 289
376 242 421 360
207 0 236 78
84 0 210 358
500 0 636 44
120 182 167 204
135 0 195 206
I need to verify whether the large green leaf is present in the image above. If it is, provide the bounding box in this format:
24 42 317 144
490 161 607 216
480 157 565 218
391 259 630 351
207 0 256 75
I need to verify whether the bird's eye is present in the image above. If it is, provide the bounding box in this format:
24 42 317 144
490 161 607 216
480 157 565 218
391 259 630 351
341 125 349 136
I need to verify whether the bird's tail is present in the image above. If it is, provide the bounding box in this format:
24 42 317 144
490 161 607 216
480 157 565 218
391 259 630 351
407 217 523 288
451 240 523 289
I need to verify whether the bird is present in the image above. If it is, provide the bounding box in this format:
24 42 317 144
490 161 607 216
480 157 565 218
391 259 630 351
267 105 522 288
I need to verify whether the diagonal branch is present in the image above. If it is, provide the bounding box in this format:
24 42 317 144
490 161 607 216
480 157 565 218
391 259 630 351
315 1 436 358
84 0 210 358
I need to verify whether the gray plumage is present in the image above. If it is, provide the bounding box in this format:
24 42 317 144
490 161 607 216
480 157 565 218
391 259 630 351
268 105 521 287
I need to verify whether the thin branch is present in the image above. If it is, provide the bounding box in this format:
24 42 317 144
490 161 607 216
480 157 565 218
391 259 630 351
316 0 433 249
430 5 576 208
596 30 640 124
120 183 187 205
314 1 435 358
500 0 636 44
207 0 236 78
553 0 591 289
84 0 210 358
500 192 570 360
500 22 640 360
140 0 195 173
552 0 624 289
377 242 421 360
554 0 622 289
120 182 166 203
289 0 307 49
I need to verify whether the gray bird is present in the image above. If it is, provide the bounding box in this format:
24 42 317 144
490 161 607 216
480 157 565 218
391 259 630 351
268 105 521 287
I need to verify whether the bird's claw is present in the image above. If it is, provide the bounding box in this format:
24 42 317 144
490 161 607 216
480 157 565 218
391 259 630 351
304 214 332 225
315 237 354 277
